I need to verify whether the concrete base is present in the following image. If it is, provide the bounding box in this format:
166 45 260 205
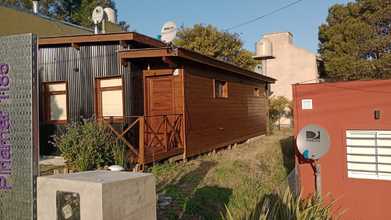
37 171 156 220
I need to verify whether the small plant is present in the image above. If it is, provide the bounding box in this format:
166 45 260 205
52 119 126 171
223 187 341 220
269 96 292 131
112 140 127 168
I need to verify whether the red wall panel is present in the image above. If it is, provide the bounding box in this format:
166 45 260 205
293 80 391 220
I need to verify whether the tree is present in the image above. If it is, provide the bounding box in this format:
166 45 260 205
269 96 292 130
63 0 116 27
1 0 44 13
0 0 128 30
319 0 391 80
175 24 258 70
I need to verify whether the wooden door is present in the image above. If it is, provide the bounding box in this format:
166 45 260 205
145 74 175 156
146 75 174 116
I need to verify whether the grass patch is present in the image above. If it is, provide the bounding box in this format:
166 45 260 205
153 129 294 220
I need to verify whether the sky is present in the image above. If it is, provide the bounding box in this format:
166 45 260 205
114 0 351 53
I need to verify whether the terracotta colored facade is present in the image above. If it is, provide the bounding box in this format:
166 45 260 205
293 80 391 220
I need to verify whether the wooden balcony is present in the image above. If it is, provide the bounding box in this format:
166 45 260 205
101 114 184 167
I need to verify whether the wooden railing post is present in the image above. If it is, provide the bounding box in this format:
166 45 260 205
164 115 168 152
139 116 145 165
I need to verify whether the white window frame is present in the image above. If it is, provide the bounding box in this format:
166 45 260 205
95 76 124 120
346 130 391 181
44 81 68 124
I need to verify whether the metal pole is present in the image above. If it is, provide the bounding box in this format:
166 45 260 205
314 160 322 197
94 23 99 34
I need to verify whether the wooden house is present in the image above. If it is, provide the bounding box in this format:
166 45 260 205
38 32 275 166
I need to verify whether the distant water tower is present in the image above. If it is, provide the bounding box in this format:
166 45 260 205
253 38 275 75
104 8 117 24
254 38 274 60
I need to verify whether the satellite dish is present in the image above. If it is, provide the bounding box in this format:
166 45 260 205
297 124 330 160
161 21 177 44
92 6 105 24
104 7 117 23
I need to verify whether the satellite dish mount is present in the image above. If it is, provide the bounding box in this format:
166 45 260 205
296 124 331 197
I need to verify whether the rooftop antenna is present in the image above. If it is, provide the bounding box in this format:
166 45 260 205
32 0 39 14
160 21 177 45
92 6 104 34
296 124 331 198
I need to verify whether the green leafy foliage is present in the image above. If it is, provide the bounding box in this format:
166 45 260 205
175 24 258 70
319 0 391 80
269 96 292 130
223 188 341 220
0 0 129 30
52 120 127 171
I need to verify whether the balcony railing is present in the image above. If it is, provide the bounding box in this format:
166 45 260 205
101 114 184 166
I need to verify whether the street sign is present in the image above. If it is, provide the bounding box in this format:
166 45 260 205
0 34 39 220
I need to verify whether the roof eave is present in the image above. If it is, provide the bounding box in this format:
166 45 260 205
119 47 276 83
38 32 165 48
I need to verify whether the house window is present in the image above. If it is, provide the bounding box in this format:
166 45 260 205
254 88 261 97
346 130 391 181
96 77 123 119
44 82 68 123
214 80 228 98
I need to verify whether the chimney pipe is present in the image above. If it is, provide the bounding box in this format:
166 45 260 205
32 0 39 14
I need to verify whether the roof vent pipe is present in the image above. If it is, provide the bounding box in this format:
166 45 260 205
32 0 39 14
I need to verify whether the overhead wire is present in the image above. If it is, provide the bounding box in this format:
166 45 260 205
225 0 306 31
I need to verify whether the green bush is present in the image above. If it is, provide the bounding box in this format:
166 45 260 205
223 188 342 220
269 96 292 131
53 120 127 171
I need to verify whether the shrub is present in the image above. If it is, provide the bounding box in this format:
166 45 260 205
269 96 292 131
52 119 126 171
111 140 127 168
223 188 342 220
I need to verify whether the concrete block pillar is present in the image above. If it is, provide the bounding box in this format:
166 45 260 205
37 171 156 220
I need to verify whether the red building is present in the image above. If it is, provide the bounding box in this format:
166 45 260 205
293 80 391 220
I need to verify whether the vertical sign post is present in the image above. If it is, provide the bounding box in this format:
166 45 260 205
0 34 39 220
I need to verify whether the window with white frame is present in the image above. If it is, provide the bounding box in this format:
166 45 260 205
44 82 68 123
346 130 391 180
96 77 124 119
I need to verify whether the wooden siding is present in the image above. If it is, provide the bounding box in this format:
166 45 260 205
142 69 185 162
184 65 268 157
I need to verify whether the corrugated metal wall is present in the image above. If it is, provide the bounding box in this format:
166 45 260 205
38 43 141 154
38 44 136 121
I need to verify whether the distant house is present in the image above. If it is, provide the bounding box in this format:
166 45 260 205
0 5 123 37
258 32 319 99
256 32 319 126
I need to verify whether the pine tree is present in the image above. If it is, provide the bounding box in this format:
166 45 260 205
319 0 391 80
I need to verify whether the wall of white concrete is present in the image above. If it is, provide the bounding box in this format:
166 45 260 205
261 32 319 100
